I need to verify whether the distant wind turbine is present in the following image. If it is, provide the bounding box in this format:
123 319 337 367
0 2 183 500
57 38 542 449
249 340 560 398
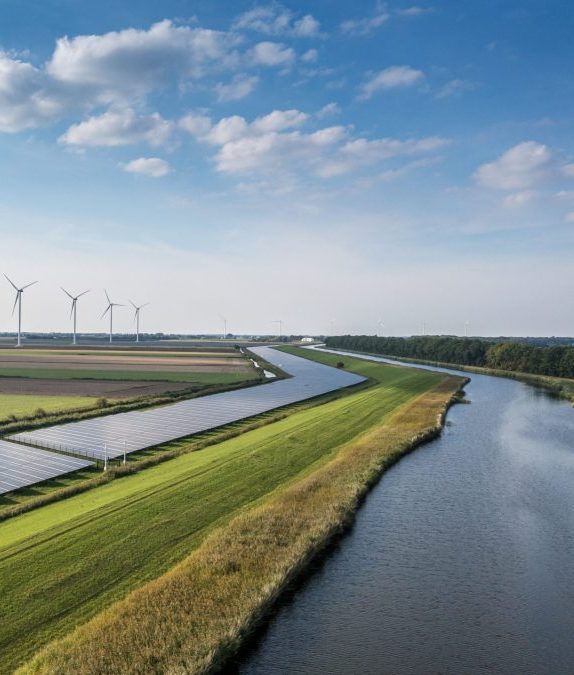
377 319 384 337
101 290 123 343
271 320 283 338
219 314 228 340
464 321 470 337
62 288 89 345
4 275 37 348
129 301 149 343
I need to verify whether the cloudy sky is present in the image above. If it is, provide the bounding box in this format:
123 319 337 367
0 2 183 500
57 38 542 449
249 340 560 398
0 0 572 336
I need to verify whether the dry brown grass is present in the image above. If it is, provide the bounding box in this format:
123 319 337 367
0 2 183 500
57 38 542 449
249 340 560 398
20 376 461 675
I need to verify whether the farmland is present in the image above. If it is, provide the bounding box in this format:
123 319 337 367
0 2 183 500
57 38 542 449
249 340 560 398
0 350 457 673
0 347 259 425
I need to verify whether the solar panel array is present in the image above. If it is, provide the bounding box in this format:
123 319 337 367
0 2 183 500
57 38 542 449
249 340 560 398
9 347 365 461
0 440 93 495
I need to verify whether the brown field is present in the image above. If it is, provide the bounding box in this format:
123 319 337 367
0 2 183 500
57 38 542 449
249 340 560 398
0 352 250 373
0 377 195 399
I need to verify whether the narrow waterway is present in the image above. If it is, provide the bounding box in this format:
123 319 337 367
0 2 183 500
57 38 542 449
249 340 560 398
232 351 574 675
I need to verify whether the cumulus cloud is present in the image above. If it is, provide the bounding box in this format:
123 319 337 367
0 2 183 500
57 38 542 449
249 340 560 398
122 157 171 177
214 74 259 102
358 65 424 99
250 41 295 67
474 141 554 190
502 190 537 208
0 52 68 132
232 5 320 37
301 48 318 63
59 108 173 146
435 79 475 99
341 7 390 35
46 20 237 102
180 107 448 180
316 102 341 118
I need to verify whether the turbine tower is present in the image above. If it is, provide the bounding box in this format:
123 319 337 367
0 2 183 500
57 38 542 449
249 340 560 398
129 301 149 343
271 319 283 338
219 314 228 340
62 288 89 345
101 290 123 344
4 275 37 348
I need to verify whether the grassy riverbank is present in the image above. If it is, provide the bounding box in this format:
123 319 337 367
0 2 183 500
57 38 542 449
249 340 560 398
324 347 574 404
0 350 444 673
17 350 463 675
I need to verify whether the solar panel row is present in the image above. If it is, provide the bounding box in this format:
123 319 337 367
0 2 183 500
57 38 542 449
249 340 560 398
0 440 93 495
10 347 365 461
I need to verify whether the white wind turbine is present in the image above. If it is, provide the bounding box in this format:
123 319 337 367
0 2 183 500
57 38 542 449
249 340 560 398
270 319 283 338
219 314 228 340
4 275 37 348
129 300 149 343
62 288 89 346
101 291 123 344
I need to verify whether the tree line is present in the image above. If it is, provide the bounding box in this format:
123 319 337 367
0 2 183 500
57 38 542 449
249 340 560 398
324 335 574 379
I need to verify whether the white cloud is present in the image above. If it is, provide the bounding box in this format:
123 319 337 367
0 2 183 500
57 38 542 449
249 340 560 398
502 190 537 208
316 102 341 118
562 163 574 178
181 106 447 180
359 65 424 99
435 79 475 99
475 141 554 190
0 52 68 132
59 108 172 146
301 48 318 63
341 7 390 35
233 5 320 37
396 6 432 17
122 157 171 177
47 20 236 102
214 74 259 102
250 41 295 67
555 190 574 200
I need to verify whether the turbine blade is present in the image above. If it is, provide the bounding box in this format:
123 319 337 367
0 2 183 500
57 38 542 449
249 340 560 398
4 274 18 291
69 300 75 319
104 289 111 304
22 281 38 290
11 292 19 316
101 305 110 319
77 289 90 298
129 300 137 309
61 287 74 299
141 303 150 309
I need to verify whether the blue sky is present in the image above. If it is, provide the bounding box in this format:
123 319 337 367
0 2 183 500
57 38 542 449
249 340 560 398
0 0 573 336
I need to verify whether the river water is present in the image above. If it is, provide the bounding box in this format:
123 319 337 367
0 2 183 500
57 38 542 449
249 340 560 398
233 350 574 675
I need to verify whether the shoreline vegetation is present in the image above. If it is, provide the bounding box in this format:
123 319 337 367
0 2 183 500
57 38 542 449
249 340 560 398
324 338 574 405
18 350 464 675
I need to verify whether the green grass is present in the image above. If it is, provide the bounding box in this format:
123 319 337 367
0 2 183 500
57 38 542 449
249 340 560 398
0 368 259 383
0 352 439 673
0 394 97 419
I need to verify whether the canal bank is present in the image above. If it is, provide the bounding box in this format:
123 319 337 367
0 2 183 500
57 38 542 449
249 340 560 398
234 348 574 675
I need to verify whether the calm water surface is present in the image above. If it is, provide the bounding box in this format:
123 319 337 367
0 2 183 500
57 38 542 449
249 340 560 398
233 351 574 675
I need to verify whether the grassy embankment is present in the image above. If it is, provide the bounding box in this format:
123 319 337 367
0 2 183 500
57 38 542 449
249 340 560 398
327 348 574 404
2 350 461 674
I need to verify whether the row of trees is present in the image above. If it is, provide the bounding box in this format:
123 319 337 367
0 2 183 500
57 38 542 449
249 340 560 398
324 335 574 379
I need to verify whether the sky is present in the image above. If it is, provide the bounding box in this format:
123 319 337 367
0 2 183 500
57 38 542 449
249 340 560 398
0 0 573 337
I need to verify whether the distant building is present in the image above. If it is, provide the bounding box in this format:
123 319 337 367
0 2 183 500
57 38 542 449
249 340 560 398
301 337 315 343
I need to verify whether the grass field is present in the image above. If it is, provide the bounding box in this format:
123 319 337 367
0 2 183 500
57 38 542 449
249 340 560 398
0 351 444 673
0 394 97 419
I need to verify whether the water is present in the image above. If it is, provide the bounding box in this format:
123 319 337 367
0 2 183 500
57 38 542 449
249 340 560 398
233 351 574 675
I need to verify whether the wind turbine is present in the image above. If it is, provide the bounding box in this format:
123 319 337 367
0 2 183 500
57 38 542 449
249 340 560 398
62 288 89 345
101 291 123 344
129 300 149 343
219 314 227 340
377 319 384 337
271 320 283 339
464 321 470 337
4 275 37 347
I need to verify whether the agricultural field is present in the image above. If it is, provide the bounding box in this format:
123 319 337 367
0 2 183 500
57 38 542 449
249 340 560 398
0 347 260 424
0 350 453 673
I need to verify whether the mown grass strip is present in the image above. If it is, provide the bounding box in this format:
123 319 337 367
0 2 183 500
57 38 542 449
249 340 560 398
0 355 437 673
0 368 258 383
19 374 462 675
